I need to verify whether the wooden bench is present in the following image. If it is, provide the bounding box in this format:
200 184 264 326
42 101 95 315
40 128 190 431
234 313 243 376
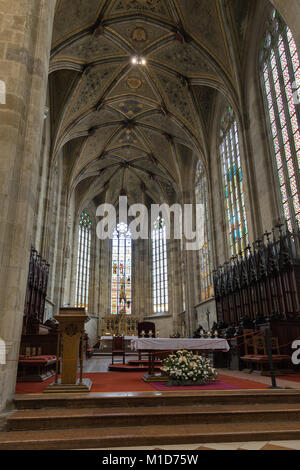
17 355 57 382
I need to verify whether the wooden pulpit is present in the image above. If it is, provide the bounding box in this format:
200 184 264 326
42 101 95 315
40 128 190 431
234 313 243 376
45 307 92 393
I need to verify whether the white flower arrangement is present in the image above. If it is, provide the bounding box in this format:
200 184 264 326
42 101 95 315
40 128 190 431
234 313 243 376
161 350 218 386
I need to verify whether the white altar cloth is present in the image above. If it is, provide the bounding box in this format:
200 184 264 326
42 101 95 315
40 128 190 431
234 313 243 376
101 336 138 341
131 337 230 352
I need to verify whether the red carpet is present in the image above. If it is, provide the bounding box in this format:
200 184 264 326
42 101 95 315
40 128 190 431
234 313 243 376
279 374 300 383
217 374 269 390
150 381 240 391
15 372 269 394
150 374 268 391
15 373 153 394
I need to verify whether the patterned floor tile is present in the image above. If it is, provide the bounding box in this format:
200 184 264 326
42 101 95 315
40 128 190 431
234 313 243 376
95 440 300 451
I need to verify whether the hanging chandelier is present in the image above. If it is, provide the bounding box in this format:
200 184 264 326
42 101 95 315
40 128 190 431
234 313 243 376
131 55 147 66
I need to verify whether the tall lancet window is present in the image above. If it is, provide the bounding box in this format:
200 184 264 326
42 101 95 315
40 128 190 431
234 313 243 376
219 107 249 256
152 217 168 314
261 9 300 230
75 211 92 311
111 223 132 315
195 162 213 300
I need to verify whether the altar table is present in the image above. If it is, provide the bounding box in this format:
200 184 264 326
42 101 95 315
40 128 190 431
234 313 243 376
100 336 138 353
131 338 230 382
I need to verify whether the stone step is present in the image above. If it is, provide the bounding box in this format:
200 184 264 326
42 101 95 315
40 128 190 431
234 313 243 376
13 389 300 410
2 421 300 449
7 403 300 431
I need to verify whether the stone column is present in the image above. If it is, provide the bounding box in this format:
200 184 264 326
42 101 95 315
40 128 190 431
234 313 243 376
181 190 197 336
0 0 56 411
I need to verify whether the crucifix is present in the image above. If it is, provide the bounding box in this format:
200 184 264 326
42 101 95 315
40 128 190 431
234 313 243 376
206 309 211 331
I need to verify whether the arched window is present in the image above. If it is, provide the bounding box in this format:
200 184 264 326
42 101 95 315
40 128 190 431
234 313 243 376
219 107 249 256
152 217 168 314
195 162 213 300
75 211 92 311
261 9 300 230
111 223 132 315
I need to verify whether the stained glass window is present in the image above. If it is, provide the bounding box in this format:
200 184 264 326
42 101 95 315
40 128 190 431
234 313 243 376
261 10 300 230
219 107 249 256
195 162 214 300
152 217 168 314
111 223 132 315
75 211 92 311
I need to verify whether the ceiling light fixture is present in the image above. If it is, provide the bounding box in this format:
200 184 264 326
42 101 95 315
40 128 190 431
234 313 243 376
131 55 147 66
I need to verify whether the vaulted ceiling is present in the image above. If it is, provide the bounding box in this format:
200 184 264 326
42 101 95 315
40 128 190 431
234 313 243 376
49 0 254 209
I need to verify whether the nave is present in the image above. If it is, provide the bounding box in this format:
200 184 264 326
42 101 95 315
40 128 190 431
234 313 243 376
1 0 300 452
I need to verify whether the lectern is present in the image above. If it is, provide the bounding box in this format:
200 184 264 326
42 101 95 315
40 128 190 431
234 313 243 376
45 307 92 393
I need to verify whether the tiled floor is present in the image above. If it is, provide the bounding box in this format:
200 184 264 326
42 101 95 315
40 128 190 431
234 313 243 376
96 440 300 450
83 355 138 372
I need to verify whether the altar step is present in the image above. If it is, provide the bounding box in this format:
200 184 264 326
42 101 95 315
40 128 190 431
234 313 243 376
1 390 300 449
12 389 300 409
127 359 162 365
6 403 300 432
2 421 300 450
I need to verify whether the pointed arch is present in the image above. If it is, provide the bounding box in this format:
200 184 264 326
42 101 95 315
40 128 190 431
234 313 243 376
260 9 300 230
111 222 132 315
219 106 249 256
195 161 214 300
75 210 92 310
152 217 168 314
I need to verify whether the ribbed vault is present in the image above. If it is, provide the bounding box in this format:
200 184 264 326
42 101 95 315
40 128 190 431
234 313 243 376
49 0 254 209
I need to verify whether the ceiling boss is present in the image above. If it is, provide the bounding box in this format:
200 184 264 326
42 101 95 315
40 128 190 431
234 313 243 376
131 26 148 43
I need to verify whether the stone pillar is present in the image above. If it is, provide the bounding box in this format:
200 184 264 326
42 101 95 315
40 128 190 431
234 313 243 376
0 0 56 411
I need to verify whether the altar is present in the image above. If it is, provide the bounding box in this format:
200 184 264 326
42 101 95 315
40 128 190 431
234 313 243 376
131 337 230 382
100 335 138 353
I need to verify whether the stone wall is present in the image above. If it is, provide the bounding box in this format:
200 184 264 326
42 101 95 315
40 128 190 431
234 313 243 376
194 299 217 332
0 0 56 412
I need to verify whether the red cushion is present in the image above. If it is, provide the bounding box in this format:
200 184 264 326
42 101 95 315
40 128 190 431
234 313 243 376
248 355 289 362
19 355 56 363
272 355 290 359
